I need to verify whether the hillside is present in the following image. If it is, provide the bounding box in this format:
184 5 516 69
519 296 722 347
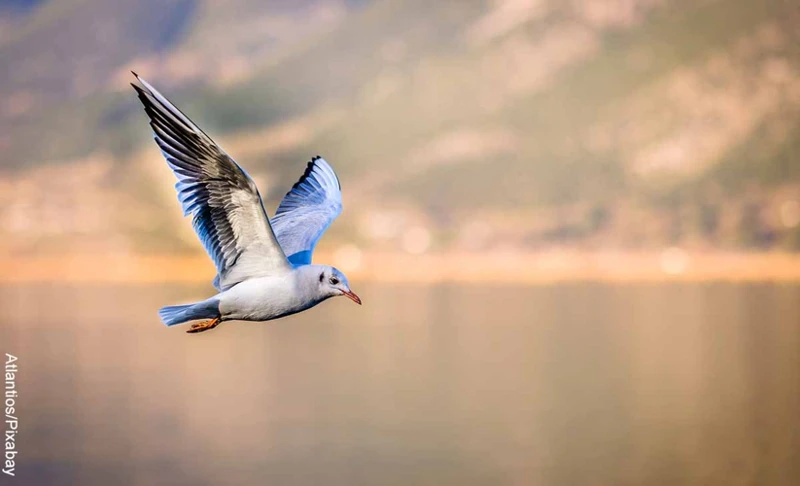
1 0 798 256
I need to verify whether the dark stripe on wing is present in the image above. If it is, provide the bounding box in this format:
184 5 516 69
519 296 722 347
131 74 287 284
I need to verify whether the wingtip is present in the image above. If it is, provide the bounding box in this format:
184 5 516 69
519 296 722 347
130 71 145 93
130 82 146 96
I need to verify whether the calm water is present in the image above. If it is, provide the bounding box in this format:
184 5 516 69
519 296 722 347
1 283 799 485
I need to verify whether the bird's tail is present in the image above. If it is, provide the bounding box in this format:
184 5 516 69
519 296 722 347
158 299 220 327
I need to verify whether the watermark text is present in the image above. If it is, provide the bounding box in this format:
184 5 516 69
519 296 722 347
4 353 18 477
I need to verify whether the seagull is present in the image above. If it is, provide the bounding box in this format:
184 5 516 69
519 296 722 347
131 73 361 333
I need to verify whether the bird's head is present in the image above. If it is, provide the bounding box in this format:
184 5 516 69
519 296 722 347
317 266 361 305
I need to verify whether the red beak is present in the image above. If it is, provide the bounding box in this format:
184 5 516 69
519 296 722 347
341 289 362 305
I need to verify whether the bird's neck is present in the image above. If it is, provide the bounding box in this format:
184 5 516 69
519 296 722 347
293 264 331 305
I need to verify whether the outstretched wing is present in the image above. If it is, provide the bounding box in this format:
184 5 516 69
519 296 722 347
271 156 342 265
131 73 291 290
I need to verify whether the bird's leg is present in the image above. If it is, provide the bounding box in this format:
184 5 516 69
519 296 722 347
186 317 221 334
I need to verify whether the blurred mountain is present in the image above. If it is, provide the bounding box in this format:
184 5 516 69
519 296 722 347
1 0 798 255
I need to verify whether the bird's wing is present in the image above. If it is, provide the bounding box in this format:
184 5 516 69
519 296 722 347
271 156 343 265
131 73 291 290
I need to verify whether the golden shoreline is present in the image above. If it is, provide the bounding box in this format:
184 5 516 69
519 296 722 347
2 251 800 284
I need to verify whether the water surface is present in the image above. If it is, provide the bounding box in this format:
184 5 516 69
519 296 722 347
1 283 798 485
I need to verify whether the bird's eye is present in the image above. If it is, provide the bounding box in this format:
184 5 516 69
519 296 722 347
329 277 339 285
319 273 325 283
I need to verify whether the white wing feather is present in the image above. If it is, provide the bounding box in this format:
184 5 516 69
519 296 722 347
271 156 342 266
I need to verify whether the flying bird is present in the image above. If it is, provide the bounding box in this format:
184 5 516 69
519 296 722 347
131 73 361 333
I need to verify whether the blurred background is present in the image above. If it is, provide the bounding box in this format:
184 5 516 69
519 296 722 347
1 0 799 485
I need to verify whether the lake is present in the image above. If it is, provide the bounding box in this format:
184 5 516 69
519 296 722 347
1 283 798 485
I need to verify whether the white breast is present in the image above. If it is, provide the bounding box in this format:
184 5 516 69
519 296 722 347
218 272 317 322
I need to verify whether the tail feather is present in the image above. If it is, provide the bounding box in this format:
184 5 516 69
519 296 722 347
158 304 193 326
158 299 220 327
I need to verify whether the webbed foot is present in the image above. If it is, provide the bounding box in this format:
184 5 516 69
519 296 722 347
186 317 221 334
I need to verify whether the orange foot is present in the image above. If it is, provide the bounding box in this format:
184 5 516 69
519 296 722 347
186 317 221 334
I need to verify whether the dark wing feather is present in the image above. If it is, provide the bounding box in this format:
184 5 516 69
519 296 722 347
131 73 290 289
